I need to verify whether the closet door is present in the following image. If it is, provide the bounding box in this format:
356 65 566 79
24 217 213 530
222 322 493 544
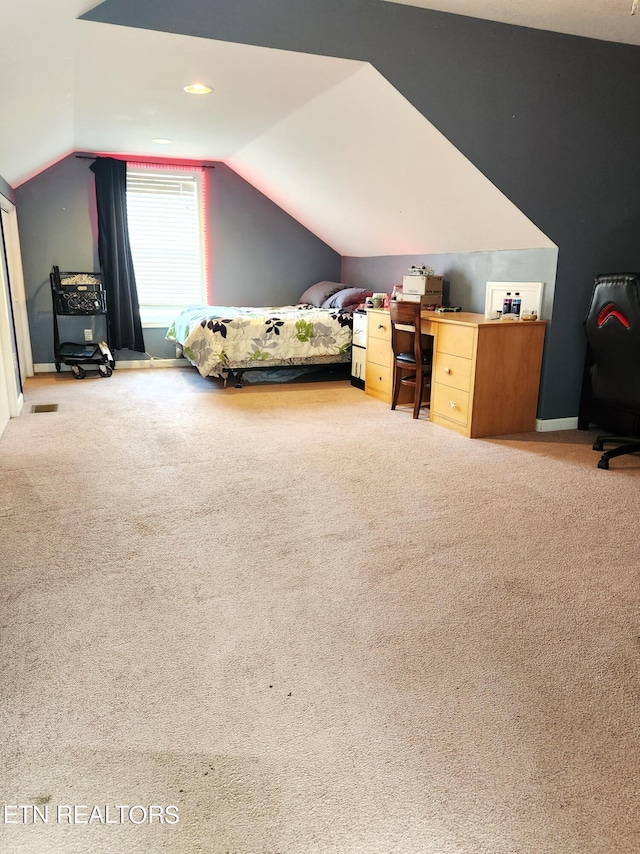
0 345 11 437
0 209 21 437
1 205 33 382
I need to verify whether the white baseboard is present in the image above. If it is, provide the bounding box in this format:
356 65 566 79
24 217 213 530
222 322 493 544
34 359 188 373
535 416 579 432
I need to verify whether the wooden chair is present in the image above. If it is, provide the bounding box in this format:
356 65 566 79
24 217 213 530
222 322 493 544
389 300 432 418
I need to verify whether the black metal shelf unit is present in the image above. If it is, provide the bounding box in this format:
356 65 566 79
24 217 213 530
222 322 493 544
50 265 115 379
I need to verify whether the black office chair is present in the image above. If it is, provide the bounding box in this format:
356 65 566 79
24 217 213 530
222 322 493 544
389 300 432 419
580 272 640 469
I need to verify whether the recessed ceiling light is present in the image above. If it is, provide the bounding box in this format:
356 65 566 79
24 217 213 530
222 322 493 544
152 138 172 145
183 83 212 95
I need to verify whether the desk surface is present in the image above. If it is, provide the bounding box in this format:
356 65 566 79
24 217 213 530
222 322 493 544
419 310 546 328
367 307 546 329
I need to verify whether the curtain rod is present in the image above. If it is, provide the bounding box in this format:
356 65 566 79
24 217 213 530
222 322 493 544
75 154 215 168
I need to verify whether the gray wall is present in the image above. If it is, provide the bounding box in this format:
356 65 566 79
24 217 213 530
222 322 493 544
210 163 341 306
15 156 101 365
82 0 640 420
15 155 340 365
342 249 558 318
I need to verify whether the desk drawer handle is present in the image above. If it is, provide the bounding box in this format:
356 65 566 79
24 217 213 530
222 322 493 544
377 324 385 330
444 367 451 374
449 400 458 410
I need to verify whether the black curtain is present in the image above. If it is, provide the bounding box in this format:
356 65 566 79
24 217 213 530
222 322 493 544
90 156 145 352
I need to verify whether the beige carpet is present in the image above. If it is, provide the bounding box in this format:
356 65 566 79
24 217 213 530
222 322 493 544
0 368 638 854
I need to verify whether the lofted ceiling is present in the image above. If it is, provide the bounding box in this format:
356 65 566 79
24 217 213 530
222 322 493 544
383 0 640 46
4 0 634 256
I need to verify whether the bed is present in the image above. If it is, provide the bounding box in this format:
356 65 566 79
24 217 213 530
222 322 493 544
166 281 372 386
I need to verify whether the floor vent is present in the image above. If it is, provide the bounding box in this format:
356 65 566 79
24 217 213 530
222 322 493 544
31 404 59 413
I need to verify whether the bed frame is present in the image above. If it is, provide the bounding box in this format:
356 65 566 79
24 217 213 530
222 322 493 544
219 356 351 388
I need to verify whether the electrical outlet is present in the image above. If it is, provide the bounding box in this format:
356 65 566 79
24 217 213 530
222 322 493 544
84 329 93 342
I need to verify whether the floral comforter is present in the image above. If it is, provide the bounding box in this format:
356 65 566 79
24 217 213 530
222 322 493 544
166 304 353 378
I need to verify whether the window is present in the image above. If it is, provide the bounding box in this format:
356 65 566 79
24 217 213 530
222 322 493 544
126 166 207 325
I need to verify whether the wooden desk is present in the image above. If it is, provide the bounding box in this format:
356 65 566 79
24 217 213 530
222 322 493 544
365 309 547 438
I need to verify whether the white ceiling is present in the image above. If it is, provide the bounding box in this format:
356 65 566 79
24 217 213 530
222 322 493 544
72 22 363 164
3 0 632 256
227 64 553 255
384 0 640 46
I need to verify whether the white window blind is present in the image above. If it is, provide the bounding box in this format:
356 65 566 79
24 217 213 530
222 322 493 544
126 167 206 324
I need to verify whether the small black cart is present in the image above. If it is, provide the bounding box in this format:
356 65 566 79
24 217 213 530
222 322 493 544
50 266 115 379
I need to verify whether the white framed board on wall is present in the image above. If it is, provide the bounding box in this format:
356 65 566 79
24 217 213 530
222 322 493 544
485 282 545 318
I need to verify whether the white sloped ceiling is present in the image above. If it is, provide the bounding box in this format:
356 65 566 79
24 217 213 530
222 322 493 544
228 63 554 256
0 6 555 256
383 0 640 48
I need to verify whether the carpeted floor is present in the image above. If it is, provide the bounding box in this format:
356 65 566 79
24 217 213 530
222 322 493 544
0 368 639 853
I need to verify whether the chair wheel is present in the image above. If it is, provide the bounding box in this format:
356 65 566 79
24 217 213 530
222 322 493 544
71 365 85 379
592 440 604 451
98 364 113 377
597 458 609 470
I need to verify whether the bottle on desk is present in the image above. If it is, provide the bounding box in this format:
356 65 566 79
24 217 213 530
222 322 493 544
502 292 513 315
512 292 521 317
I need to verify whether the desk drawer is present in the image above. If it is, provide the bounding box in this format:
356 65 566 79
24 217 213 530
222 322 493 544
431 383 470 426
368 313 391 342
433 352 473 392
367 336 391 368
366 362 391 396
437 323 474 359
